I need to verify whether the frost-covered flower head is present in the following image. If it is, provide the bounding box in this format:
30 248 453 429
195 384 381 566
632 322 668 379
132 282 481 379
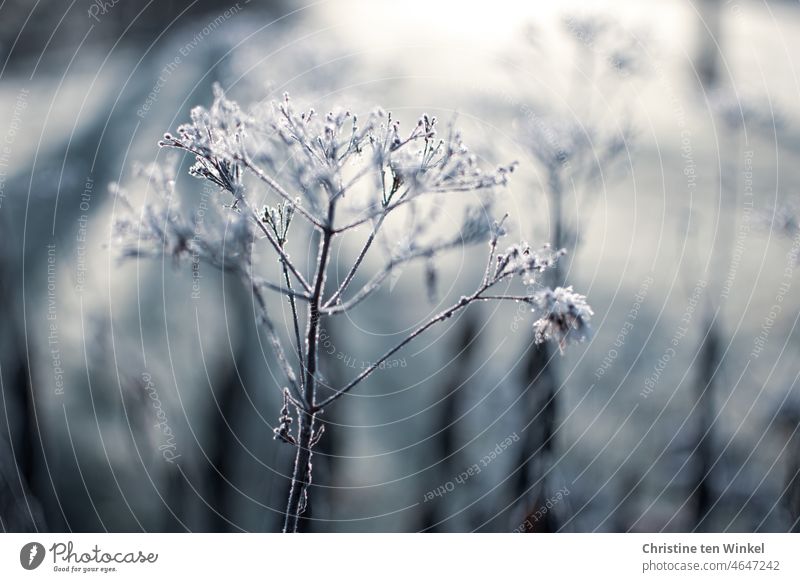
532 285 594 352
162 84 248 193
158 85 515 226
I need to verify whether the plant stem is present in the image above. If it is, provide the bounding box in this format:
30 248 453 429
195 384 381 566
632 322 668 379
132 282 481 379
239 156 327 230
283 409 315 533
283 201 336 532
281 263 305 380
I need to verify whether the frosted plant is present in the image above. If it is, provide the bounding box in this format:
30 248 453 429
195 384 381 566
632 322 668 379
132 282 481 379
521 115 629 277
531 286 594 353
561 13 646 78
113 85 590 532
518 13 638 267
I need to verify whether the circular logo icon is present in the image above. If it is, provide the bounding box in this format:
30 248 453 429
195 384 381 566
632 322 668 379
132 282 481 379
20 542 46 570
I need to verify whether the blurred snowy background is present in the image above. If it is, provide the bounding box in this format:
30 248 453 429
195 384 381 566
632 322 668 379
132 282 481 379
1 0 800 532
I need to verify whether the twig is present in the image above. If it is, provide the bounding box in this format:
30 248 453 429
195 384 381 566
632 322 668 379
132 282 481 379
253 277 311 301
238 156 327 230
478 294 535 304
281 262 306 386
324 212 387 309
248 277 303 405
315 285 491 410
249 212 313 294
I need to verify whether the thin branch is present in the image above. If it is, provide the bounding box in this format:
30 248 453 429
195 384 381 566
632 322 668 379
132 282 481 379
321 263 391 315
248 277 304 406
323 212 387 309
483 214 508 286
333 195 419 233
321 244 439 316
478 294 535 304
314 287 488 411
322 233 481 316
315 247 553 409
331 177 500 233
239 192 312 294
250 214 313 294
329 164 373 204
238 156 327 230
281 259 306 389
253 277 311 301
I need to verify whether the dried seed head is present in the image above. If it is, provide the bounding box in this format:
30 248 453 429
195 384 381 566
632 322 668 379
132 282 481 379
532 286 594 352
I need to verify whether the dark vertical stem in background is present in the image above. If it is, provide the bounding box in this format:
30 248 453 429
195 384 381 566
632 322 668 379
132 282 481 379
688 121 737 531
205 355 244 532
419 311 479 532
514 340 559 532
0 228 46 532
16 358 38 506
784 414 800 532
692 315 719 531
161 469 186 532
694 0 723 90
551 176 565 286
511 169 565 531
0 361 46 532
